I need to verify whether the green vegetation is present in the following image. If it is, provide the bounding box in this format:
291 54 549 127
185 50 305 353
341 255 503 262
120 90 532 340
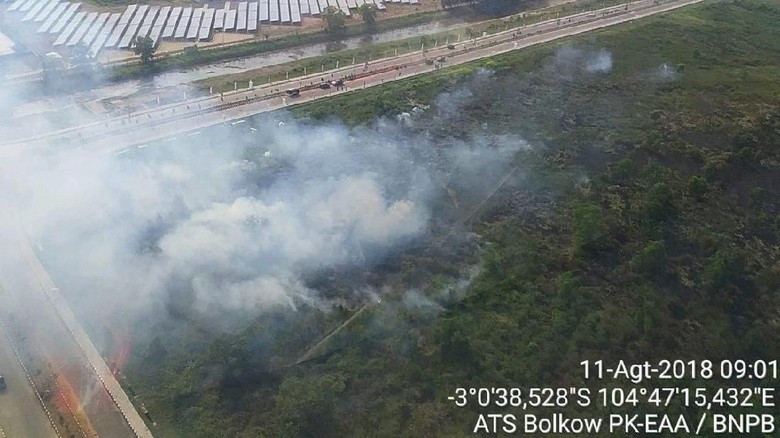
440 0 517 12
108 7 460 81
358 3 380 30
132 35 156 64
572 203 610 256
196 0 631 92
196 31 463 93
321 6 348 35
126 1 780 436
109 0 630 82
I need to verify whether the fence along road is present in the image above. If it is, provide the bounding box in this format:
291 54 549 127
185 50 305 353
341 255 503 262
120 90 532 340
4 0 703 154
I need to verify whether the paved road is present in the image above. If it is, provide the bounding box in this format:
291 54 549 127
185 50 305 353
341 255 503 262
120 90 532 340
1 0 581 141
1 0 702 153
0 309 58 438
0 209 151 438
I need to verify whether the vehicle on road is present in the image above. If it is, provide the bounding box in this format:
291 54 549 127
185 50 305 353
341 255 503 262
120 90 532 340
285 88 301 97
447 44 456 50
319 82 331 89
437 56 447 63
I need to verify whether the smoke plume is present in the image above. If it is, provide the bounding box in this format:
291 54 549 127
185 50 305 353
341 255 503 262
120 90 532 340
0 85 527 334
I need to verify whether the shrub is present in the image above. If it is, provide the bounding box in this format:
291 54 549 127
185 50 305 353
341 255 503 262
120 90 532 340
572 203 610 256
749 187 764 205
631 240 668 276
705 249 746 292
610 158 636 182
687 176 709 200
643 182 677 221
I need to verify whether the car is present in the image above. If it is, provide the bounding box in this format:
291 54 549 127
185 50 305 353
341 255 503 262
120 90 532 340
0 374 6 391
437 56 447 63
319 82 331 89
285 89 301 97
447 44 456 50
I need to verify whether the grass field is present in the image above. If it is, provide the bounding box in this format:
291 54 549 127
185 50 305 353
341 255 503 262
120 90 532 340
125 1 780 436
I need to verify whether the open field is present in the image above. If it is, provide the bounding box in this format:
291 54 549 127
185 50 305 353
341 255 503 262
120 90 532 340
117 0 780 436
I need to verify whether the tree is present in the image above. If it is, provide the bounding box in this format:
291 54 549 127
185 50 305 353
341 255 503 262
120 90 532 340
687 175 709 201
610 158 636 182
572 203 610 256
706 249 746 293
69 42 95 76
71 42 92 65
631 240 667 276
357 3 379 29
132 35 156 64
643 182 677 221
270 373 346 436
321 6 347 35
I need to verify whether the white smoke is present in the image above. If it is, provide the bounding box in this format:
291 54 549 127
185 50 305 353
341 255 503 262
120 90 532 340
0 106 526 326
434 68 494 119
548 46 614 78
585 49 613 73
655 63 680 81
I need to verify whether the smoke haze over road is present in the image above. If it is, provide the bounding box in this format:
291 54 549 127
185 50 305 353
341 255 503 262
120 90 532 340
0 77 529 336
